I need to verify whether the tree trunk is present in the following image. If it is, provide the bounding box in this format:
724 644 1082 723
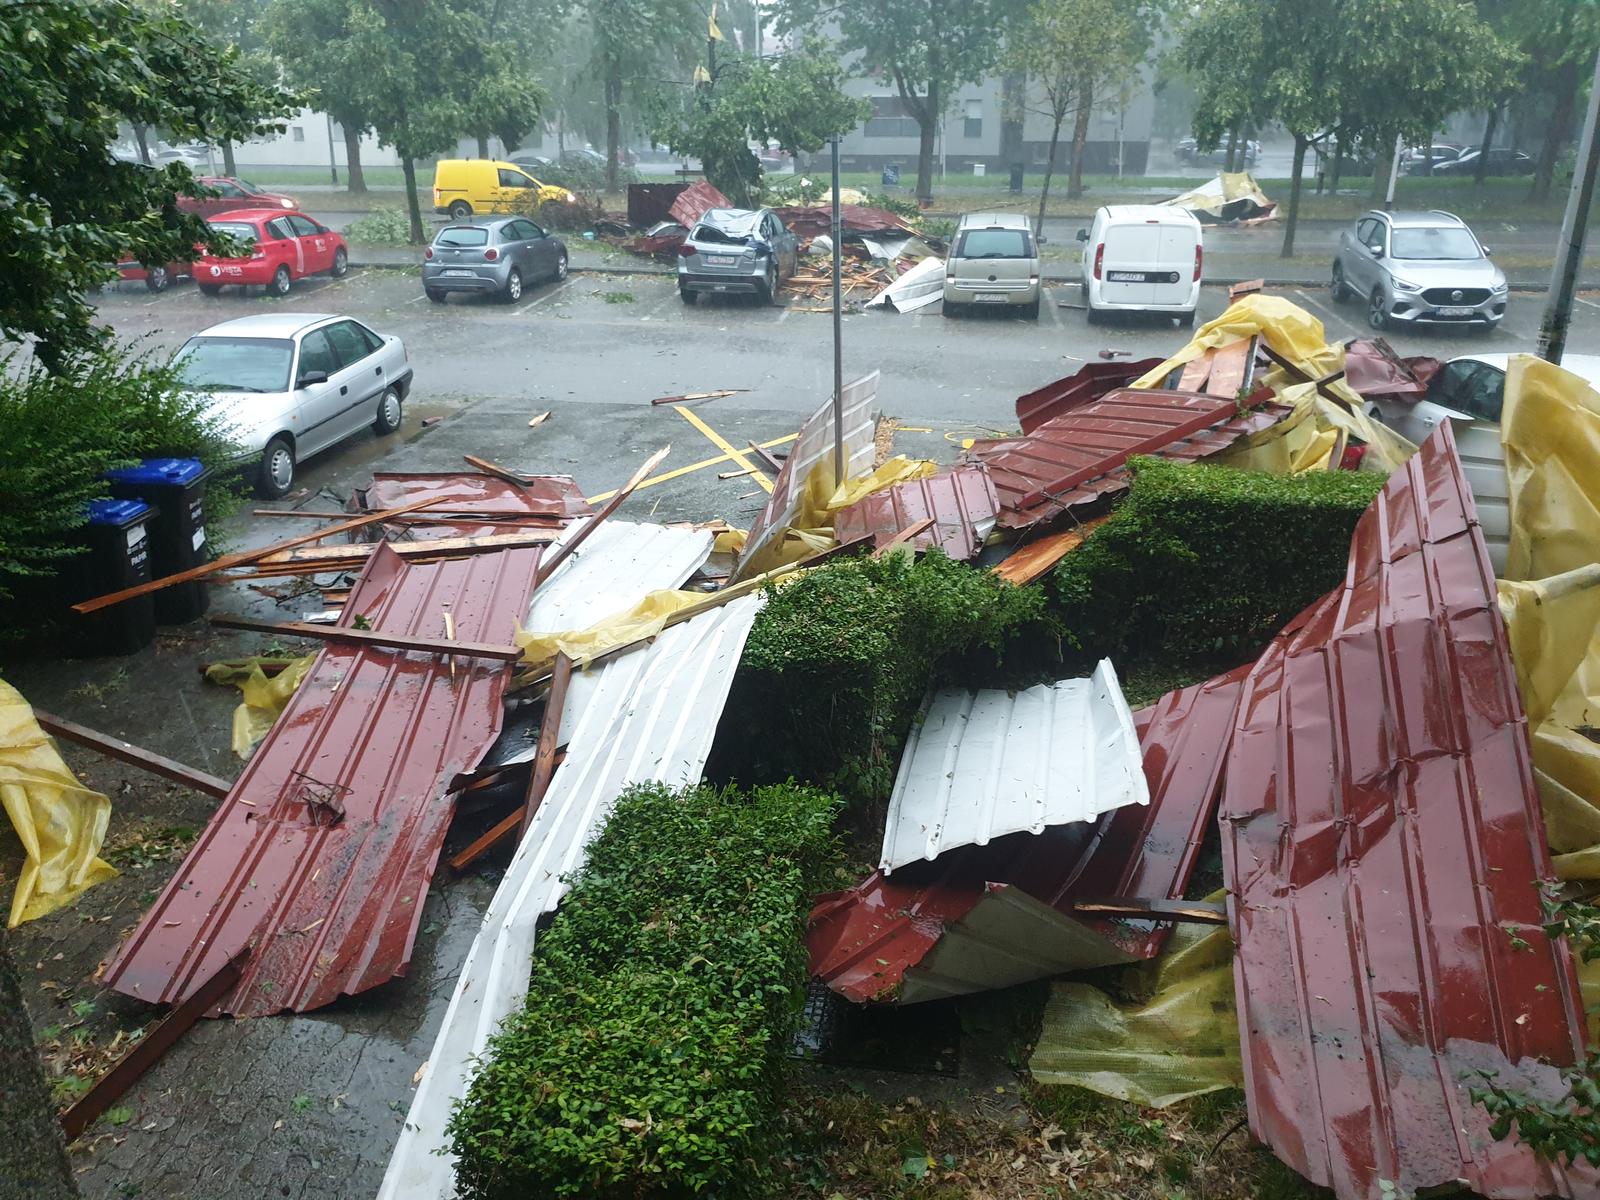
1370 134 1396 203
1330 131 1345 192
0 930 77 1200
1532 63 1579 203
914 105 937 203
132 123 151 164
1067 78 1093 198
1475 105 1501 186
342 124 367 193
604 61 622 194
222 141 237 175
1282 133 1308 258
1224 122 1239 172
476 134 490 158
401 156 425 244
1036 112 1064 238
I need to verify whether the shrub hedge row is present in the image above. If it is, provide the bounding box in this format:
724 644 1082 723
1049 456 1384 665
446 781 839 1200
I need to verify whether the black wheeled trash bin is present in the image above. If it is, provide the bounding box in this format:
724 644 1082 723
58 499 158 657
105 457 211 624
1009 163 1025 194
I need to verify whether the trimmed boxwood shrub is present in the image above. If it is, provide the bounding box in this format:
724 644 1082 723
1049 456 1384 665
446 781 839 1200
709 551 1054 805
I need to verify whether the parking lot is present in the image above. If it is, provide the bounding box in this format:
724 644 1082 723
93 264 1600 539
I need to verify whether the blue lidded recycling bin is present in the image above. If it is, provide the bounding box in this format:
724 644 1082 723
106 457 211 624
57 499 158 656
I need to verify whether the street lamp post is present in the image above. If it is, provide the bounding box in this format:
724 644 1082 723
830 133 844 481
1540 47 1600 365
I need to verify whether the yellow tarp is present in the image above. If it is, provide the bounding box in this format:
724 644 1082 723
825 456 937 511
204 655 316 758
517 588 714 673
1205 381 1416 477
1029 914 1241 1107
0 680 116 926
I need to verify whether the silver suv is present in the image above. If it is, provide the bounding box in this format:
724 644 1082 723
1331 209 1507 331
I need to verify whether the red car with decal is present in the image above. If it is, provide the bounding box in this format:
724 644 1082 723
181 176 299 217
195 209 350 297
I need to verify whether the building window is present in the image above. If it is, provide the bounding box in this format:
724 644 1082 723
291 126 305 142
864 96 920 138
964 117 982 139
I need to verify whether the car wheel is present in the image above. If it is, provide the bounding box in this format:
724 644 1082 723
1022 296 1041 319
1330 262 1350 303
144 266 170 293
1367 287 1389 331
757 262 778 306
270 265 292 297
1085 302 1102 325
256 435 295 500
553 251 568 281
331 247 349 277
371 386 402 435
449 201 472 220
503 268 523 303
679 283 697 305
425 288 446 304
199 283 222 297
1178 309 1196 328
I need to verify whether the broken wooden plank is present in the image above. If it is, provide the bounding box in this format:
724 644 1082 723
60 950 250 1142
1069 897 1228 925
255 530 557 567
648 388 748 406
991 519 1106 586
535 445 671 587
1257 343 1352 407
71 498 446 615
518 654 571 839
252 508 565 523
209 617 524 662
717 468 759 481
871 517 936 558
33 711 232 800
461 454 534 487
745 441 784 474
527 410 551 429
1229 278 1265 301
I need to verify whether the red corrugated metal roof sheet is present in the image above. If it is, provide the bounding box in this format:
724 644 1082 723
1220 421 1595 1200
1016 359 1166 434
832 464 999 561
807 668 1245 1003
668 180 731 228
102 543 541 1016
967 389 1287 528
353 472 591 540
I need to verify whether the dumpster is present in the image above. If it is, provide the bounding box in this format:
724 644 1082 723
58 499 158 657
106 458 211 624
1009 163 1024 194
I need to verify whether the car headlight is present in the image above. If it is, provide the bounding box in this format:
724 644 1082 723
1391 277 1421 293
564 193 576 203
1491 279 1508 294
281 199 294 208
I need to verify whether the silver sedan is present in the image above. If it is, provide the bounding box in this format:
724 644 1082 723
422 217 569 303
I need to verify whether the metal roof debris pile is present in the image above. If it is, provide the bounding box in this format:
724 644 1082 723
832 463 999 561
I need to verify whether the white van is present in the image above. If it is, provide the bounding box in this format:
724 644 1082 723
1078 205 1203 325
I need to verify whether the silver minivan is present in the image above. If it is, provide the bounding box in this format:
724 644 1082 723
942 212 1041 318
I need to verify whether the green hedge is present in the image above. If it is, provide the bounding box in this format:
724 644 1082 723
1049 457 1384 665
447 781 839 1200
710 551 1053 804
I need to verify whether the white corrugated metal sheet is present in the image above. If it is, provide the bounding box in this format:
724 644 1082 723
1452 420 1509 574
527 519 712 629
377 593 764 1200
879 660 1147 874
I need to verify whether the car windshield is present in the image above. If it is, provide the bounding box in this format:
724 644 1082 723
957 229 1032 259
173 336 293 393
234 179 261 192
1391 226 1482 259
436 227 488 247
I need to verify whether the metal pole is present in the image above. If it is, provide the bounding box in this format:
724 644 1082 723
831 134 844 482
1540 47 1600 364
326 112 339 186
1383 132 1402 211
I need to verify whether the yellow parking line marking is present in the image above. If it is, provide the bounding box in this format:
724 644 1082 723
585 435 795 504
672 405 773 493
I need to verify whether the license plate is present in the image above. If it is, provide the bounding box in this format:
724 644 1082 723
443 269 473 277
1106 271 1149 283
975 293 1007 303
703 255 737 265
1435 305 1475 316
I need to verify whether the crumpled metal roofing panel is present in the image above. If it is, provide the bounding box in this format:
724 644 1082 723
378 594 764 1200
1016 358 1167 434
668 179 732 228
809 667 1244 1003
525 519 713 630
354 471 591 539
832 464 999 561
1221 422 1593 1200
967 389 1284 528
733 372 879 580
880 661 1147 874
102 543 541 1016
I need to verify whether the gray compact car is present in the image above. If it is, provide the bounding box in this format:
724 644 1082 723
422 217 568 303
172 313 413 499
677 208 799 305
1331 209 1507 331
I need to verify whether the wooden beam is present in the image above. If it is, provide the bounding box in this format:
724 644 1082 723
1257 343 1351 408
60 950 250 1142
745 440 784 474
535 446 671 587
209 616 524 661
71 497 446 614
256 530 556 567
872 517 936 558
448 807 521 873
519 654 571 840
649 388 747 406
1070 897 1228 925
33 711 231 800
252 508 566 523
461 454 534 487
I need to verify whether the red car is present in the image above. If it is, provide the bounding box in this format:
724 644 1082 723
195 210 349 296
181 176 299 217
115 257 190 292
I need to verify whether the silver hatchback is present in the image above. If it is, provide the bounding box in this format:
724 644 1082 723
1331 209 1507 331
677 208 799 305
422 217 568 303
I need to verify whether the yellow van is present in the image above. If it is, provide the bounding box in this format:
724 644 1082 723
431 160 575 219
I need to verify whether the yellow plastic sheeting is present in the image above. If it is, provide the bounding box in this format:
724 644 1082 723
825 456 937 511
204 655 316 759
1205 382 1415 476
1029 916 1242 1107
0 680 116 926
517 588 713 673
712 528 746 554
1130 294 1362 409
